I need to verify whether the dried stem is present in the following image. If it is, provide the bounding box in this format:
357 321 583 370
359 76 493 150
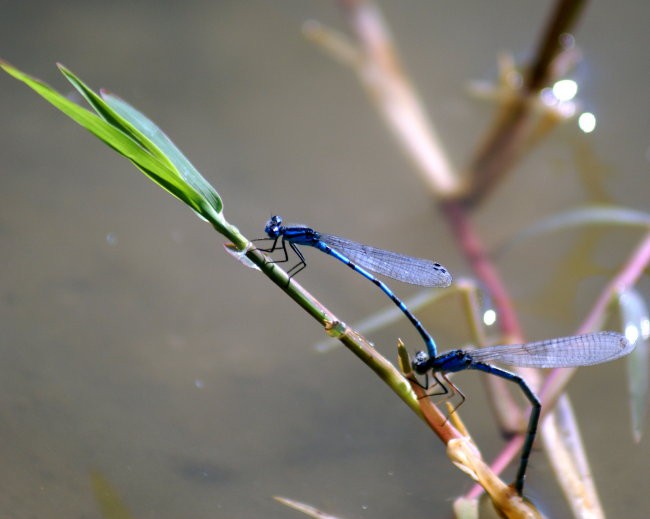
441 200 524 341
441 199 529 433
527 0 589 91
314 1 631 516
541 397 605 519
479 232 650 505
457 0 590 206
326 0 462 198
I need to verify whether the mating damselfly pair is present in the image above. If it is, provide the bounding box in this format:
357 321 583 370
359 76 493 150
254 215 635 494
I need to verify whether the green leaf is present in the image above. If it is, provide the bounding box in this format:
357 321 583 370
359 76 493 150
57 64 154 153
498 205 650 256
1 60 222 221
100 90 222 215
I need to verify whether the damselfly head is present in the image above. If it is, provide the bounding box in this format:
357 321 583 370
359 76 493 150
412 350 431 374
265 215 283 238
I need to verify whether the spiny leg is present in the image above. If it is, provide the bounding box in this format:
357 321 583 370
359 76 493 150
439 373 466 417
252 236 280 254
253 236 297 286
425 371 450 399
414 371 466 425
412 370 449 399
253 236 285 266
285 241 307 278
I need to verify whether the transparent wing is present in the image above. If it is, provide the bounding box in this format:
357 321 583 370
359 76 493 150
319 233 452 287
467 332 634 368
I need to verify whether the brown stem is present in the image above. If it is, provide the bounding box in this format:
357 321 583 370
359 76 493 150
457 0 590 206
527 0 589 91
441 200 524 341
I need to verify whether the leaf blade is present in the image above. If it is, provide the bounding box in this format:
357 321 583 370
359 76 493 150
1 60 215 218
618 288 649 442
499 205 650 256
101 90 222 214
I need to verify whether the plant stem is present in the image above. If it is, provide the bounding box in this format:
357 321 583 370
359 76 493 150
242 243 462 442
457 0 590 206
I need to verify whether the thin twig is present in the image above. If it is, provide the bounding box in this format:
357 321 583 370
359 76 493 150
328 0 462 198
526 0 589 91
441 201 524 341
330 1 544 511
242 244 462 442
321 1 616 515
442 199 529 432
483 232 650 504
457 0 590 206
